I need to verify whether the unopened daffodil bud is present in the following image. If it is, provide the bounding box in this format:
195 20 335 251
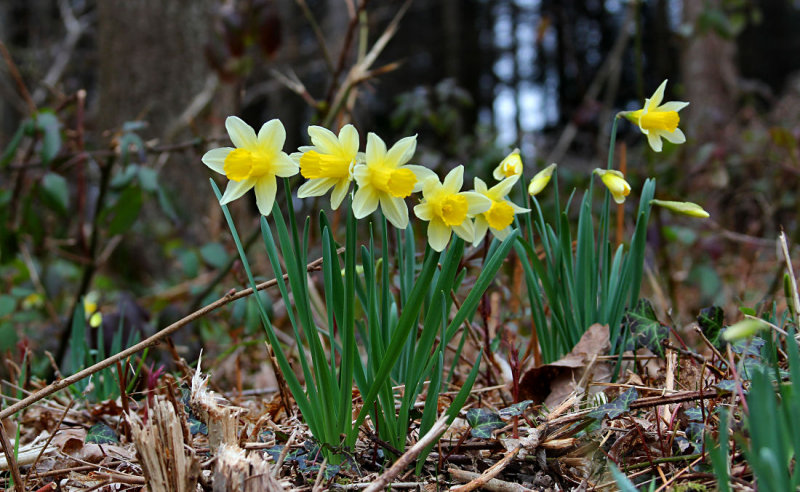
528 163 557 196
593 168 631 204
722 319 766 342
493 149 523 181
651 199 709 218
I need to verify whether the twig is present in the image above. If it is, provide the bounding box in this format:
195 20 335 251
364 415 451 492
447 468 533 492
0 41 36 113
23 400 74 486
0 419 24 492
0 252 332 421
295 0 335 73
32 0 88 103
450 444 524 492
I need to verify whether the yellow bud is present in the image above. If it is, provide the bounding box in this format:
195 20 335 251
651 199 709 218
722 319 766 342
594 168 631 204
528 163 557 196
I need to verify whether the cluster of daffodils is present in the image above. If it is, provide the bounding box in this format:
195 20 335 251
203 118 555 252
202 81 705 252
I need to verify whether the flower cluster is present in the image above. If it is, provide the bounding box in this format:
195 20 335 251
203 119 547 252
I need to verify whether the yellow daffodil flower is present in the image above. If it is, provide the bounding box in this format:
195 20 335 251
413 166 492 252
296 124 361 210
594 168 631 204
202 116 298 216
528 163 557 196
83 292 103 328
651 199 710 218
473 176 529 243
493 148 523 180
352 133 434 229
623 79 689 152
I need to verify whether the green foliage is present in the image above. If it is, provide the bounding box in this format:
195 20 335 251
466 408 505 439
589 387 638 420
622 299 669 357
697 306 725 348
85 423 119 444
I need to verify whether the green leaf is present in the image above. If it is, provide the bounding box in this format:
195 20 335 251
0 295 15 317
200 242 228 269
589 388 638 420
40 172 69 214
697 306 724 347
466 408 505 439
0 123 26 168
137 167 159 192
106 186 143 235
685 407 704 422
622 299 668 357
85 423 118 444
0 323 17 351
498 400 533 418
34 111 61 164
714 380 737 394
188 417 207 435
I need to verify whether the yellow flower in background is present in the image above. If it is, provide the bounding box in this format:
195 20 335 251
296 124 361 210
83 292 103 328
352 133 434 229
651 199 710 218
722 319 766 342
413 166 491 252
594 168 631 204
493 148 523 180
202 116 298 216
623 79 689 152
473 176 529 243
528 163 557 196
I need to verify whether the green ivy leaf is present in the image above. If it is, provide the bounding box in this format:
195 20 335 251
466 408 505 439
188 416 207 435
85 423 118 444
0 295 15 317
200 242 228 269
106 186 143 235
40 172 69 214
684 407 704 422
623 299 668 357
34 111 61 164
697 306 724 347
714 380 737 394
498 400 533 418
589 388 638 420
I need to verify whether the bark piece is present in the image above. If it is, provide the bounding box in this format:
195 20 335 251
190 363 245 451
128 398 200 492
213 443 283 492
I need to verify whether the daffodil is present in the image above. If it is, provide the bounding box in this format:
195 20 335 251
413 166 491 252
493 148 523 180
473 176 529 243
352 133 434 229
528 163 557 196
623 79 689 152
594 168 631 204
296 124 361 209
650 199 710 218
722 319 766 342
202 116 298 216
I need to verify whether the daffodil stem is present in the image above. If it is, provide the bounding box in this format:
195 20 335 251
606 115 620 170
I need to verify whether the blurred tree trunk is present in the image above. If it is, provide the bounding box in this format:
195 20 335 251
681 0 738 144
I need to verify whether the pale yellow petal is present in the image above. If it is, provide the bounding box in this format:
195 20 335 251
490 175 519 198
442 165 464 193
226 116 257 149
297 177 337 198
649 80 668 108
257 119 286 153
658 101 689 112
472 216 489 246
491 226 511 241
385 135 417 166
308 125 340 154
452 220 475 243
339 124 360 158
330 180 350 210
462 192 492 215
414 202 433 221
202 147 233 174
647 131 663 152
660 128 686 144
473 177 488 194
253 176 277 216
428 220 452 252
219 177 255 205
380 195 409 229
352 186 378 219
366 133 387 166
273 152 299 177
407 165 437 192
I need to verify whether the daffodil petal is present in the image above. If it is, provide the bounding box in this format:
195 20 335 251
406 165 437 192
661 128 686 144
308 125 340 154
298 177 337 198
509 202 530 214
352 186 378 219
257 119 286 152
202 147 233 174
226 116 257 149
219 177 255 205
330 180 350 210
366 133 387 166
443 165 464 192
339 124 360 158
462 192 492 215
253 176 277 216
490 175 519 197
491 226 511 241
646 131 663 152
472 216 489 246
414 202 433 221
473 177 488 194
658 101 689 112
452 220 474 243
380 195 409 229
273 152 300 177
385 135 417 166
649 80 668 108
428 220 452 252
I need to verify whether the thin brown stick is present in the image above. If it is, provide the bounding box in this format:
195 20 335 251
451 444 523 492
0 41 36 113
0 419 24 492
364 416 451 492
0 252 333 421
447 468 533 492
23 400 74 486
